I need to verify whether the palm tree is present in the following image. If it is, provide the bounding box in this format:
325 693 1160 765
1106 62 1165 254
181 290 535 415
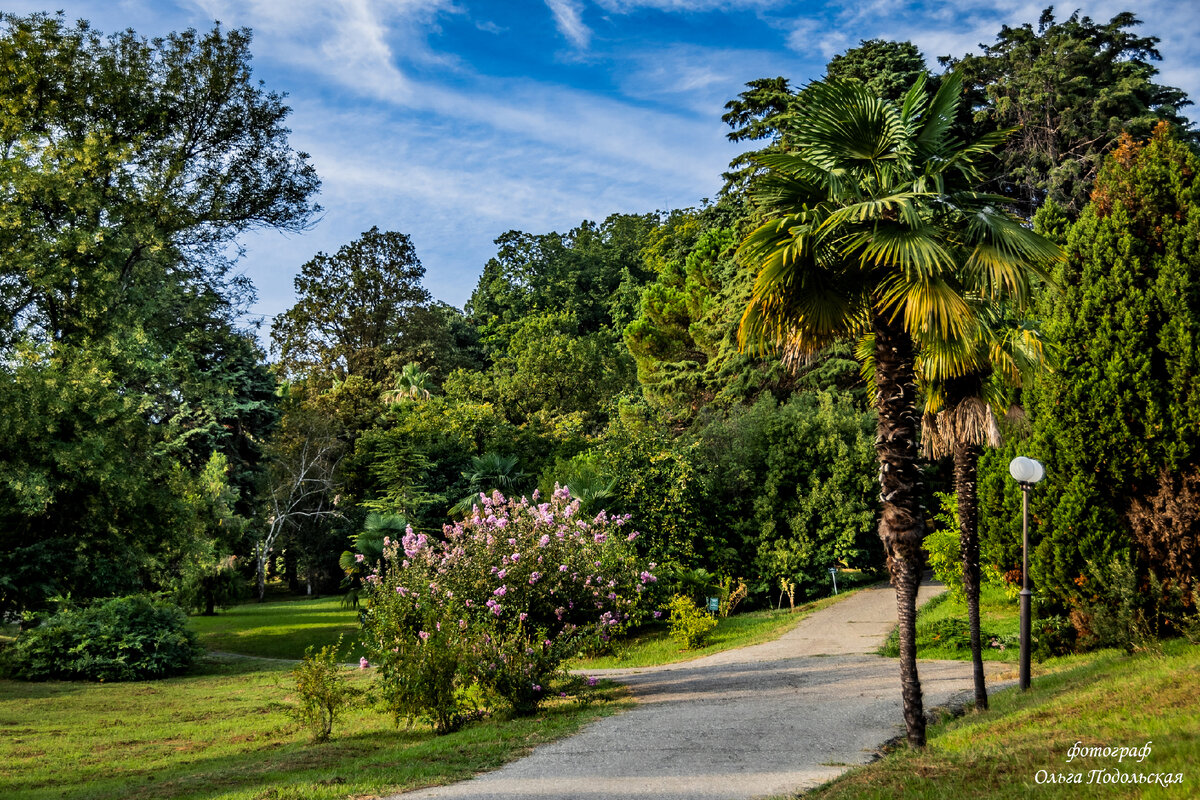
738 74 1057 746
919 310 1050 712
382 362 434 403
450 453 528 518
558 460 617 515
339 512 408 608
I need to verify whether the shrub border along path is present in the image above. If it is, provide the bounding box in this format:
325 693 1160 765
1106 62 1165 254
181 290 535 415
389 581 1004 800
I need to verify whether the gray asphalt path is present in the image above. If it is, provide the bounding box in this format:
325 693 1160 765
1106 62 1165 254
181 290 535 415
391 582 1008 800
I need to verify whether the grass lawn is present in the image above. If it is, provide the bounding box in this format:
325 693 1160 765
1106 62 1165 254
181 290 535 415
882 584 1021 663
189 596 366 661
573 591 856 670
0 654 631 800
786 640 1200 799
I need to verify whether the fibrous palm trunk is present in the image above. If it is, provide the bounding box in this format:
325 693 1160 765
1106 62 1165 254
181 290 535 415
954 440 989 710
872 310 927 747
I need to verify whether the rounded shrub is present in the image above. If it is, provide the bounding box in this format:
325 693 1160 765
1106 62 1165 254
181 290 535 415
1 595 201 681
362 487 655 726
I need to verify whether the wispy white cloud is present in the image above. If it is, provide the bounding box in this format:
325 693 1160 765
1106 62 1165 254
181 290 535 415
785 18 850 60
545 0 591 48
595 0 782 10
617 43 808 116
187 0 461 100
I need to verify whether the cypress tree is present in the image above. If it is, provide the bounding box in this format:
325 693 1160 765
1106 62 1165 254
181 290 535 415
1020 123 1200 611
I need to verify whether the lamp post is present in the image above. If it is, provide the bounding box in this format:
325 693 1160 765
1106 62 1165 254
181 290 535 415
1009 456 1045 691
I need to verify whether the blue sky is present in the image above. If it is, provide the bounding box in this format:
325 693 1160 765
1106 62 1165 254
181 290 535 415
7 1 1199 329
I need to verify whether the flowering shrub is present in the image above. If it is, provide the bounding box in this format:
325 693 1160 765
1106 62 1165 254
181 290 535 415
362 487 655 721
366 583 477 734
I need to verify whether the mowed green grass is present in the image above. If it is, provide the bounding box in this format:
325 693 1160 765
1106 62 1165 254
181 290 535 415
905 584 1021 662
189 596 366 661
787 640 1200 800
573 591 856 670
0 654 631 800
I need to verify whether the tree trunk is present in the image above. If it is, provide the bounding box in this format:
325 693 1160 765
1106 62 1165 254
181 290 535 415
954 441 988 711
872 309 927 747
256 550 267 602
285 548 299 594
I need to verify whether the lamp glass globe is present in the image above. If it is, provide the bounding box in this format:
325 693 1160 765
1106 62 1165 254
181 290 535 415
1010 456 1035 483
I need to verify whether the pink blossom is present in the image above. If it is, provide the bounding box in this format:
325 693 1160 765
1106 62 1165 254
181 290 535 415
418 630 430 641
494 585 507 597
355 553 365 563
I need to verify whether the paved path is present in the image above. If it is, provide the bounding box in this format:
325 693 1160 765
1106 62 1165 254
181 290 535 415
391 582 1008 800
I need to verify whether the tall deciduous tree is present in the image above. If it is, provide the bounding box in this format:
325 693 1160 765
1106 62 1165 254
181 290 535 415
944 8 1193 217
737 74 1056 746
272 227 431 383
0 13 318 613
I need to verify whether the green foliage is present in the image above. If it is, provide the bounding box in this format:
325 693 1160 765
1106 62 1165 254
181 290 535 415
290 636 364 742
1 595 200 681
466 214 659 345
922 493 964 603
594 413 708 572
445 311 633 428
538 453 616 515
824 39 930 101
0 13 313 614
1028 125 1200 612
747 392 881 594
450 453 528 517
271 228 431 383
946 8 1194 216
721 40 932 193
665 594 717 650
1074 557 1160 655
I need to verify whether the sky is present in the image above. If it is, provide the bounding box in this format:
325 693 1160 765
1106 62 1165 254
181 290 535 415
7 1 1200 331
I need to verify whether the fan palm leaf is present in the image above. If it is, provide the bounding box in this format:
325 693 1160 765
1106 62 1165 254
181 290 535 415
736 73 1060 747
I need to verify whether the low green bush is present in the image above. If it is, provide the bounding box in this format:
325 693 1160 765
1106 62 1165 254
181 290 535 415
1 595 201 681
666 594 716 650
290 636 365 742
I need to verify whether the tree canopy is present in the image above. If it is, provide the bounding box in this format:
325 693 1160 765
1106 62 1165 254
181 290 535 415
272 227 431 383
944 7 1193 217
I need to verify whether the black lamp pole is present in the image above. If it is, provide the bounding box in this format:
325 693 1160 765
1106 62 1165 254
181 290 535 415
1009 455 1043 692
1019 481 1032 691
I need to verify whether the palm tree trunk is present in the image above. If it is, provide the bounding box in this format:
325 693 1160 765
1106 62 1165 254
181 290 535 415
954 440 988 710
872 310 927 747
